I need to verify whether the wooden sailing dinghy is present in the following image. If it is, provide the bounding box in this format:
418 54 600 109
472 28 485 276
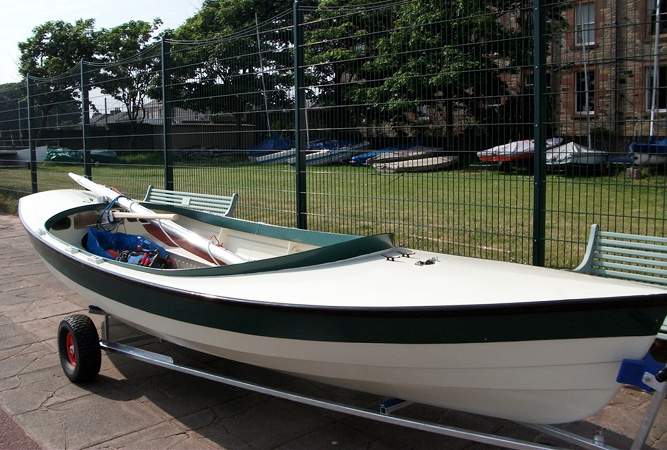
18 176 667 424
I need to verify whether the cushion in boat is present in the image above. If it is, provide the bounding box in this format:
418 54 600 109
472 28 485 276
84 227 169 263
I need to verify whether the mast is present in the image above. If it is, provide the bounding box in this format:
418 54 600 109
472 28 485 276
255 13 272 134
580 11 593 149
650 0 662 139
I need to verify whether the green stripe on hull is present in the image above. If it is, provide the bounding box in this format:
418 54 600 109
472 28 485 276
31 235 667 344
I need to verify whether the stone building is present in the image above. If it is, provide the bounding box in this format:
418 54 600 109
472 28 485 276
554 0 667 147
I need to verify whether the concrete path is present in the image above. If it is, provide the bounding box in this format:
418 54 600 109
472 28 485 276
1 213 666 450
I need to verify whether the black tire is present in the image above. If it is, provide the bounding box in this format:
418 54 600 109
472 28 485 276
57 314 101 383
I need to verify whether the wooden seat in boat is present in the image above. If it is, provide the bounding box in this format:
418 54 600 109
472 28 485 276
144 186 238 217
576 224 667 339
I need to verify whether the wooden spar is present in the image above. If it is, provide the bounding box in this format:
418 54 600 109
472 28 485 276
110 211 179 221
68 173 246 265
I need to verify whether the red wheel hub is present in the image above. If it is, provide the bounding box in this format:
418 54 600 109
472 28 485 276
65 332 77 366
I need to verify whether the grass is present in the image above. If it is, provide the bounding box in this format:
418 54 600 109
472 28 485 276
1 161 664 268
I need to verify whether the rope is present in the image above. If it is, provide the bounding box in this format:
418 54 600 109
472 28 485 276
206 240 223 265
97 195 129 231
156 219 179 247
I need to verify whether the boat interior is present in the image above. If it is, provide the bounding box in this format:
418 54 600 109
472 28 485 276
45 204 328 270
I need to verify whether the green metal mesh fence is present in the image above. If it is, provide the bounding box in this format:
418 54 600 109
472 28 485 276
2 0 665 268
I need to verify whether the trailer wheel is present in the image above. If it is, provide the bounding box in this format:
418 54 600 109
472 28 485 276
57 314 101 383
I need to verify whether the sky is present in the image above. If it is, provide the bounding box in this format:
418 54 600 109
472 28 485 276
0 0 204 84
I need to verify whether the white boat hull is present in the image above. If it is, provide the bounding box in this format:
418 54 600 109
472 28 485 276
634 153 667 166
44 259 650 424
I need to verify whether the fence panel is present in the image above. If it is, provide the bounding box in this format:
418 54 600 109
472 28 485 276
166 12 296 225
29 68 86 193
543 0 667 268
298 0 537 263
86 46 165 200
0 82 31 205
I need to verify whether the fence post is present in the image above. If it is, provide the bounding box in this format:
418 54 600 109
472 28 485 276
161 37 174 191
532 0 547 267
25 77 37 193
80 59 91 180
293 0 307 229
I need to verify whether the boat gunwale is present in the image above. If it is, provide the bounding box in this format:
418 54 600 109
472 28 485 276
40 202 395 277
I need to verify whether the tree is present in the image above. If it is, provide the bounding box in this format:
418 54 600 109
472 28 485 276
18 20 98 136
169 0 297 130
18 18 163 133
18 19 98 78
306 0 567 144
93 19 163 123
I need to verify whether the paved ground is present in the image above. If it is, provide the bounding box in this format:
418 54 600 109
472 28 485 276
1 214 667 450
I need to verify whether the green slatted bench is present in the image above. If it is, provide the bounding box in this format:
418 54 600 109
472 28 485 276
575 224 667 340
143 185 239 217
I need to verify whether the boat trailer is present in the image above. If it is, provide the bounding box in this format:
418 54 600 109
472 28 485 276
89 308 666 450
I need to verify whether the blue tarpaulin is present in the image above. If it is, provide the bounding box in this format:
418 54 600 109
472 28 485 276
85 227 168 261
249 134 292 156
630 138 667 154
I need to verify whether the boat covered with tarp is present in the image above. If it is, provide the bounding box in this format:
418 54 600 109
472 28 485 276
287 142 369 166
630 138 667 166
18 175 667 425
374 155 459 173
546 142 609 167
367 146 439 164
477 138 563 163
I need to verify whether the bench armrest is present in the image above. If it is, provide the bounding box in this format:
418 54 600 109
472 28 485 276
574 224 599 273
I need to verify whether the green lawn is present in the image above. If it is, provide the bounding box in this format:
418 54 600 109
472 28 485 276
1 161 665 268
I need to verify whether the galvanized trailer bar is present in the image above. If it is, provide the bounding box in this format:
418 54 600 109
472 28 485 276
98 339 557 450
95 309 664 450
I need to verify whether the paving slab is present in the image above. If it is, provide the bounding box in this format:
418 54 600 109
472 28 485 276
1 213 667 450
0 405 39 450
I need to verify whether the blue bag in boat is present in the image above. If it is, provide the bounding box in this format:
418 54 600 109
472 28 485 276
84 227 169 267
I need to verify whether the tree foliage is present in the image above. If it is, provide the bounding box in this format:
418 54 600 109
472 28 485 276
305 0 564 140
18 19 98 78
18 18 162 125
169 0 297 121
93 19 163 122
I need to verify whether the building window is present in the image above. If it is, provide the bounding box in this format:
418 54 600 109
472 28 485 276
575 3 595 46
648 0 667 34
575 70 595 114
646 66 667 112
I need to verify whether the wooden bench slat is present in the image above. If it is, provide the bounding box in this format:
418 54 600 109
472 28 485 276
178 198 233 207
595 253 667 268
598 238 667 253
600 230 667 244
592 261 667 278
175 204 229 214
591 268 667 285
596 245 667 261
147 198 184 205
